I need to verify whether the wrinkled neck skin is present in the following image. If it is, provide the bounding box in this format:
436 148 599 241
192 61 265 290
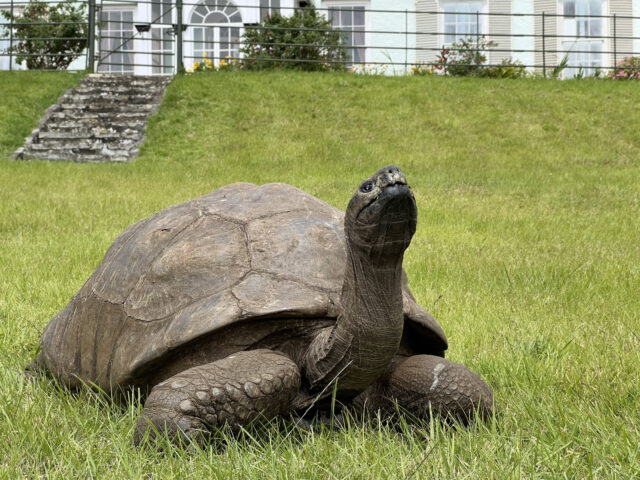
303 234 406 398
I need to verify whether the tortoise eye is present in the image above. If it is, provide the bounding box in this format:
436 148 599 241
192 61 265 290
360 181 374 193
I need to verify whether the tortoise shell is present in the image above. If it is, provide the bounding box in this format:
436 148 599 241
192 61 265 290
39 183 447 390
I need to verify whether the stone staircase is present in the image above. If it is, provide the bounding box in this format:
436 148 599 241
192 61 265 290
13 74 172 163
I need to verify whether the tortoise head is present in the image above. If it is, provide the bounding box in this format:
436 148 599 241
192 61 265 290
344 165 417 262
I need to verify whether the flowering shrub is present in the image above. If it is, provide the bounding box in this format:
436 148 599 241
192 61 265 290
435 37 495 76
351 63 390 75
609 57 640 80
187 52 240 73
410 62 434 76
434 37 527 78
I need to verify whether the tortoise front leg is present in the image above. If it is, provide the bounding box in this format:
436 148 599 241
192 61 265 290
352 355 494 425
134 349 300 446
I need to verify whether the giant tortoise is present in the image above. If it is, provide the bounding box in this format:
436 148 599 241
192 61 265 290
31 165 493 444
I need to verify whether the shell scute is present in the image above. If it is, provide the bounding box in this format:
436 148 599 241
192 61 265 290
231 272 330 318
92 201 202 305
247 209 346 292
199 182 329 222
162 290 241 349
125 215 250 321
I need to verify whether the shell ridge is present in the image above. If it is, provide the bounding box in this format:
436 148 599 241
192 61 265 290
123 208 205 314
247 268 338 295
91 217 150 297
120 266 249 325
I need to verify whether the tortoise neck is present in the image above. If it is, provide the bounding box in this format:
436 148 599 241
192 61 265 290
303 240 405 396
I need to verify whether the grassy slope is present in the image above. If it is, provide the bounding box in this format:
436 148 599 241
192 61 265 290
1 71 639 478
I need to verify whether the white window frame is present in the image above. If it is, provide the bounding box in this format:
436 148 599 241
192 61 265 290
322 0 370 68
149 0 174 75
260 0 282 21
438 0 488 47
557 0 607 77
97 6 137 74
1 10 12 70
186 0 243 67
1 7 28 70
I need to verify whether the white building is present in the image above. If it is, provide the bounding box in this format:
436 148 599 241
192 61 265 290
2 0 640 75
416 0 640 76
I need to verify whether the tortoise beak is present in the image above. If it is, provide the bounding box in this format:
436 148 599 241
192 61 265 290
377 165 407 189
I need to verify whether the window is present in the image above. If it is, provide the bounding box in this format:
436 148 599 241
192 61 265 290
441 1 485 45
152 28 173 75
98 10 134 73
191 0 242 63
151 0 173 74
0 12 10 70
561 0 603 77
260 0 281 20
327 6 366 67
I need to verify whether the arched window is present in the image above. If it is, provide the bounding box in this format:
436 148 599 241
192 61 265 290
190 1 242 63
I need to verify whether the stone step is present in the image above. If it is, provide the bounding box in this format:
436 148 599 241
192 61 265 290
27 137 138 149
60 93 159 105
50 110 151 121
14 74 171 163
38 127 141 140
83 73 171 82
81 77 171 89
73 85 162 96
59 103 157 113
44 119 146 130
18 149 130 163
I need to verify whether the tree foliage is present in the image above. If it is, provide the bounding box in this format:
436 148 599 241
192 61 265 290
241 7 347 71
1 0 87 70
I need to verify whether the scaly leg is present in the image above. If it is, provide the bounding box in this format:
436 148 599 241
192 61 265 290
352 355 494 424
134 349 300 445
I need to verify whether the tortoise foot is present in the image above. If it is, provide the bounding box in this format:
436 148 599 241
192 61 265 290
354 355 494 425
134 349 301 446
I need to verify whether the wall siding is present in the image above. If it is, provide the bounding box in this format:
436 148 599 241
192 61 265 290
416 0 439 64
488 0 512 65
610 0 634 68
635 0 640 56
534 0 557 73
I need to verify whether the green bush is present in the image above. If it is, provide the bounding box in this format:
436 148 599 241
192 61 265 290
1 0 87 70
435 36 527 78
240 7 347 71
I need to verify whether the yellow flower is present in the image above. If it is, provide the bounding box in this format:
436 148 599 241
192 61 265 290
203 51 208 57
225 55 231 59
194 61 199 68
187 68 193 73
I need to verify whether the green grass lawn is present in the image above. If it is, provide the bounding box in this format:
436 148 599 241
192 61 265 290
1 70 639 478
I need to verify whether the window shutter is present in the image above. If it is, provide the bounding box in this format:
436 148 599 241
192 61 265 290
534 0 558 72
416 0 439 65
609 0 634 67
488 0 512 66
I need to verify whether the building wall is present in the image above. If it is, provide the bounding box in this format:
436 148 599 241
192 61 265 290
415 0 438 65
1 7 25 70
488 0 512 65
533 0 556 72
610 0 634 66
512 0 534 67
635 0 640 55
312 0 416 74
